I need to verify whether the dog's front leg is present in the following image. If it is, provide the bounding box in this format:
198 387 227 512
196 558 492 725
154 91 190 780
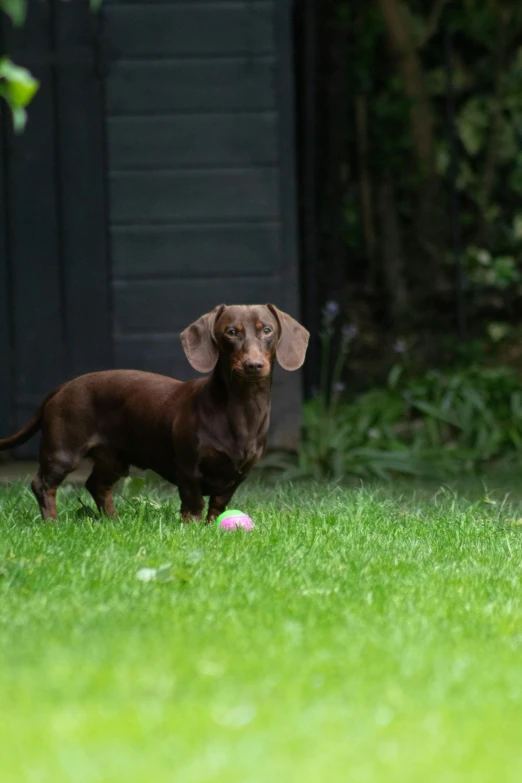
178 474 205 523
207 481 243 525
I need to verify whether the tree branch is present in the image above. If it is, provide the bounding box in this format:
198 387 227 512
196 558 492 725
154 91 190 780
479 6 510 237
376 0 436 176
419 0 451 49
355 95 377 269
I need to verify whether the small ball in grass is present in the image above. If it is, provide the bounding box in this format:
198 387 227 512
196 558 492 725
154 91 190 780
215 509 255 531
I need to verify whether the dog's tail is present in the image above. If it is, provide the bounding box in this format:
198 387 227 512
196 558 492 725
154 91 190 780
0 385 65 451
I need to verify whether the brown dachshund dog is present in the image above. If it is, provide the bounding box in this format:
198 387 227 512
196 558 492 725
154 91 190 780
0 305 309 521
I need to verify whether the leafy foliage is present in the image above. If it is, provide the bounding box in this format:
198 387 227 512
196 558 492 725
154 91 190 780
317 0 522 360
0 57 39 131
0 0 26 26
0 0 102 129
266 304 522 481
271 363 522 482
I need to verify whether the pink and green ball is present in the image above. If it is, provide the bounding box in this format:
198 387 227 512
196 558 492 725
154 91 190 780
215 510 255 531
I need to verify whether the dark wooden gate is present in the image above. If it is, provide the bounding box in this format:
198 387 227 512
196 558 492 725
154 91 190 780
102 0 303 449
0 0 112 457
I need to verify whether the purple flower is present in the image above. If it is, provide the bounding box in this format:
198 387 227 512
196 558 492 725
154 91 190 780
333 382 345 394
337 323 358 355
342 324 359 342
325 300 340 317
393 340 407 354
322 301 340 329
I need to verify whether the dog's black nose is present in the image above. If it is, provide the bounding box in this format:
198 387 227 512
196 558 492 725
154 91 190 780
245 359 264 374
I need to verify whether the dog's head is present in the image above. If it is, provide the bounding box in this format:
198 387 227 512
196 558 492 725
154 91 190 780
181 304 310 379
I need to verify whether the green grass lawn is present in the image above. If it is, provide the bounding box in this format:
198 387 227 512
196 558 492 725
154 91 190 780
2 474 522 782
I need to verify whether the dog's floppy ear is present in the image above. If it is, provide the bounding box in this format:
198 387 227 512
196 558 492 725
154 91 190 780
266 304 310 371
181 305 226 373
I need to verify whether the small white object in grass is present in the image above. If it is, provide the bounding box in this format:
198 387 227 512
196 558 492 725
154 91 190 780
136 563 172 583
136 568 156 582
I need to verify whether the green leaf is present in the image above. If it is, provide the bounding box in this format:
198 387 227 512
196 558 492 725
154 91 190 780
388 364 403 390
410 400 461 428
0 58 39 107
10 106 27 132
124 476 146 498
0 57 39 132
487 322 510 343
457 97 489 157
0 0 27 26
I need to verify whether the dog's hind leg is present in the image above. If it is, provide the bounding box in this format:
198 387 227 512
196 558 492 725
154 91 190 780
31 453 80 520
85 449 129 518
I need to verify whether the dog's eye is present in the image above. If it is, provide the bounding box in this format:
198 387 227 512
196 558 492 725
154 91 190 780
263 326 272 335
227 328 238 337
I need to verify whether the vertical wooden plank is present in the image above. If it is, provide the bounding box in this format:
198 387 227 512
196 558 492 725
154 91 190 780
0 88 11 442
274 0 300 320
54 0 113 377
271 0 304 449
101 0 302 450
4 2 65 456
295 0 320 395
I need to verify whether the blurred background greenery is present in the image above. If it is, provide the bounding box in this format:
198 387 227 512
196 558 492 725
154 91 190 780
2 0 522 480
291 0 522 479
